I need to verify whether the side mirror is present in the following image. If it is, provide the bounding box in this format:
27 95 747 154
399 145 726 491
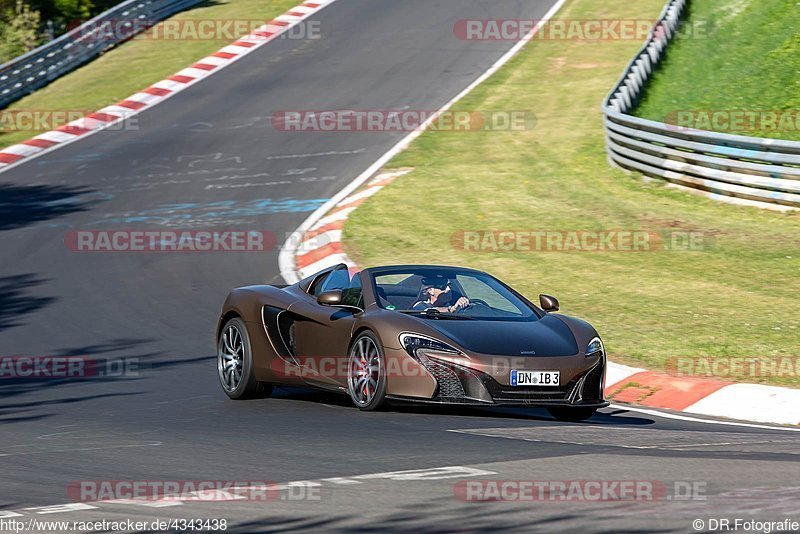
539 294 559 313
317 290 343 306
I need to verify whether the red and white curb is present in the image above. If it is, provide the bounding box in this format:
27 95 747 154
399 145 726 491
292 169 411 280
283 173 800 427
606 363 800 426
0 0 338 173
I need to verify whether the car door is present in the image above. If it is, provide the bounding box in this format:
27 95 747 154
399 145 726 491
290 267 363 390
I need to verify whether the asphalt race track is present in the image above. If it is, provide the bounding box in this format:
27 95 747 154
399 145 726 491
1 0 799 532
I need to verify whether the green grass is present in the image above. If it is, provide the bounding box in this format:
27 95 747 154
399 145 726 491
344 0 800 387
635 0 800 140
0 0 299 149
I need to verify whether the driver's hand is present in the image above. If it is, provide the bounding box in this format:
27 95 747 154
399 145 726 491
451 297 470 311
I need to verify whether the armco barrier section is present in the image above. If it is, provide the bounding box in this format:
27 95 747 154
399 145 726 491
0 0 202 109
602 0 800 209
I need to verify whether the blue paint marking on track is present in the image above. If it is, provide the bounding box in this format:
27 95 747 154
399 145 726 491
39 198 330 228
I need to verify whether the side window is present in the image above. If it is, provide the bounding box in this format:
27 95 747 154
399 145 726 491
310 269 350 296
341 275 363 308
309 272 332 297
321 269 351 292
310 268 362 308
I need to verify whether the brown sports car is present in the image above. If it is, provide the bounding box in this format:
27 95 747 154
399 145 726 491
217 264 607 421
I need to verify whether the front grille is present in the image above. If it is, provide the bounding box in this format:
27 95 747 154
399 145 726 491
416 352 466 398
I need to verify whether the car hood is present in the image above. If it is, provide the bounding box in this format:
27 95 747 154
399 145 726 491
419 314 579 357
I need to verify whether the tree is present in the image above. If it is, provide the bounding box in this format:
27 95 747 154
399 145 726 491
52 0 92 26
27 0 93 33
0 0 42 63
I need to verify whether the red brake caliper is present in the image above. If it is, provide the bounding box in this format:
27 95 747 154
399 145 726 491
360 357 369 396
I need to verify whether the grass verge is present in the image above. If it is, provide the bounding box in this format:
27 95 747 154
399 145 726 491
0 0 299 149
635 0 800 141
343 0 800 387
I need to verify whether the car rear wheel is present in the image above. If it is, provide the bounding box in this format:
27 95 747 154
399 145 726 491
218 317 273 399
347 331 387 411
547 407 596 422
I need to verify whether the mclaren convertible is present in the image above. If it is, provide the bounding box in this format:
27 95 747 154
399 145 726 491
216 264 607 421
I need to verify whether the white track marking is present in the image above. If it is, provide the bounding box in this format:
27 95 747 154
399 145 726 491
320 477 362 485
448 425 800 451
352 466 495 481
104 499 183 508
609 403 800 432
23 503 98 514
0 511 23 518
263 149 366 160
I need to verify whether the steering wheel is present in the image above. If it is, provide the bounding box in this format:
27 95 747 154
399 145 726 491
457 298 489 312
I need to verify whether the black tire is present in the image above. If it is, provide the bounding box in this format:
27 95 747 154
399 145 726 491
347 331 387 411
547 407 597 422
217 317 273 400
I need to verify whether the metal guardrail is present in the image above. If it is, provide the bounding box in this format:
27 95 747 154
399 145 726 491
602 0 800 209
0 0 203 109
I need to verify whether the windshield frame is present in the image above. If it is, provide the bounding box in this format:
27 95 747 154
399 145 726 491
367 266 543 322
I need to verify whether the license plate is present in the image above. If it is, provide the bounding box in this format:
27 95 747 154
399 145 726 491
510 370 560 386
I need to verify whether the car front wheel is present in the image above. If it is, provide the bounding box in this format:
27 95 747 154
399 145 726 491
347 331 387 411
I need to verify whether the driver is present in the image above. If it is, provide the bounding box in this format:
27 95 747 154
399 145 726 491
411 279 470 312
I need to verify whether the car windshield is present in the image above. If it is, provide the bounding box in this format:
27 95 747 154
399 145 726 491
371 267 538 321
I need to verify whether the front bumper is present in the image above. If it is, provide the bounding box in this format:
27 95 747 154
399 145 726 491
388 352 608 408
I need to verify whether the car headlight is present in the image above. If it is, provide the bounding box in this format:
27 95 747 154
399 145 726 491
399 333 462 360
586 337 604 358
